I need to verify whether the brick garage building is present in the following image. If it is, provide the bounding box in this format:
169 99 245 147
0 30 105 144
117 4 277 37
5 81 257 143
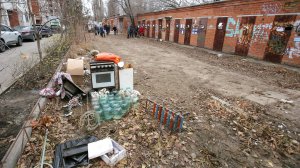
112 0 300 67
7 10 20 27
105 15 130 34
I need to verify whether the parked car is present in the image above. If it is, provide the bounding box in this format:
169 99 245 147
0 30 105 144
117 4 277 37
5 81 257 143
14 26 38 42
50 25 61 34
35 25 53 37
0 24 22 52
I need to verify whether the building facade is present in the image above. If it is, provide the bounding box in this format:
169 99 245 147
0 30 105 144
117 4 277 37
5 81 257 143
111 0 300 67
1 0 31 27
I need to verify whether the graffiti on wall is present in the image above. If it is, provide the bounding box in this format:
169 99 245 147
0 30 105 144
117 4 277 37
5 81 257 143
286 21 300 59
267 33 287 55
192 19 199 34
237 24 254 46
261 2 282 14
286 37 300 59
226 18 240 37
180 24 185 34
251 23 273 43
266 21 294 56
294 20 300 34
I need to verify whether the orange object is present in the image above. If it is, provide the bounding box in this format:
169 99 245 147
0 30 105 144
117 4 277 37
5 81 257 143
163 109 168 125
95 52 121 64
152 103 156 117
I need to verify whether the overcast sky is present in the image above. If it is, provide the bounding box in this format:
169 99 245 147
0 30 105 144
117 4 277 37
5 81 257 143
82 0 108 16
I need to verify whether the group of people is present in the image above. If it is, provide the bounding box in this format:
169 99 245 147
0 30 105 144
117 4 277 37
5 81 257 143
127 25 145 38
94 24 118 37
94 23 147 39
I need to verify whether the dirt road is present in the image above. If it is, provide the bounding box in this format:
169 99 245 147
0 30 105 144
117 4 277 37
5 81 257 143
19 34 300 167
91 35 300 167
95 35 300 126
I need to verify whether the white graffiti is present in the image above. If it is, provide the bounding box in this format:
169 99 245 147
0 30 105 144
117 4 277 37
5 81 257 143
294 20 300 33
261 2 281 14
287 37 300 59
251 23 273 43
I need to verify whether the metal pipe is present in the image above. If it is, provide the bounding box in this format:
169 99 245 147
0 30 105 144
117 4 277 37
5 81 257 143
40 129 48 168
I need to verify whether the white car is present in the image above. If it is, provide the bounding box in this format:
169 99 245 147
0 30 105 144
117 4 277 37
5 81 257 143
0 24 23 52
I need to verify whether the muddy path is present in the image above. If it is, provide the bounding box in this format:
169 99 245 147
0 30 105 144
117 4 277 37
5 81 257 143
90 35 300 167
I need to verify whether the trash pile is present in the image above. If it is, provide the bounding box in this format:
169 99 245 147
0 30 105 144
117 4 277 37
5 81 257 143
16 47 191 168
52 136 126 168
15 48 162 168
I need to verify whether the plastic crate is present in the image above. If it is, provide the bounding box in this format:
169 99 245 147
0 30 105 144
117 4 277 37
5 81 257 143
100 139 126 166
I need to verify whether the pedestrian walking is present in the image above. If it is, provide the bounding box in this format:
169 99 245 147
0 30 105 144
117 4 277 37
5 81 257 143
113 26 118 35
135 26 139 38
127 26 131 38
107 25 111 35
100 26 106 37
94 24 99 35
130 25 135 38
138 26 144 37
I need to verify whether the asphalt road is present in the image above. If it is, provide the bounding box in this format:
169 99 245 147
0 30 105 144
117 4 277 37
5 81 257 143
0 36 54 95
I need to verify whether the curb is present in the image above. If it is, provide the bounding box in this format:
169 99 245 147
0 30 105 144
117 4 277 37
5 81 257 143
1 57 65 168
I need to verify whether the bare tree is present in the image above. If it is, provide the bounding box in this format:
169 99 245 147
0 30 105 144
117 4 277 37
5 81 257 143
93 0 105 22
110 0 136 26
144 0 222 11
27 0 43 63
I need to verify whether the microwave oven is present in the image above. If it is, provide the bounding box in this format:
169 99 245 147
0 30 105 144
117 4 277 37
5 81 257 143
90 61 116 89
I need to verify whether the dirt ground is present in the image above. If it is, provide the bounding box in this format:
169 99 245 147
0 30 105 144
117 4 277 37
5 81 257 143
0 90 38 159
0 37 68 161
19 34 300 167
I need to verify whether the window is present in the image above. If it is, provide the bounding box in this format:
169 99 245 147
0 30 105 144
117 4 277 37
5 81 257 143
1 26 12 32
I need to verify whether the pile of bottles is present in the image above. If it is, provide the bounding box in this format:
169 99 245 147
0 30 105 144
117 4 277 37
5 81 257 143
90 88 140 123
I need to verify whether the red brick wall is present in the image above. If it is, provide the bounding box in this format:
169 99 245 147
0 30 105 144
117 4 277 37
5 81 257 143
110 0 300 66
190 18 198 46
282 15 300 66
8 10 20 27
205 18 217 49
31 0 42 24
178 19 185 45
31 0 40 16
248 16 275 60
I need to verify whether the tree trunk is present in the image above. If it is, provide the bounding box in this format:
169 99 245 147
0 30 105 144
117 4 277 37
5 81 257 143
27 0 43 63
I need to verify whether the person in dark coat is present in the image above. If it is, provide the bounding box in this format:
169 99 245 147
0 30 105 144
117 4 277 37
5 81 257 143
100 26 105 37
103 24 108 35
113 26 118 35
94 24 99 35
106 25 111 35
135 26 139 37
130 25 134 38
127 26 131 38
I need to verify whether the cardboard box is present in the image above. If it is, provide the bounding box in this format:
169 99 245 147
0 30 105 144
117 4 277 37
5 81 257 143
100 139 126 166
66 59 84 75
